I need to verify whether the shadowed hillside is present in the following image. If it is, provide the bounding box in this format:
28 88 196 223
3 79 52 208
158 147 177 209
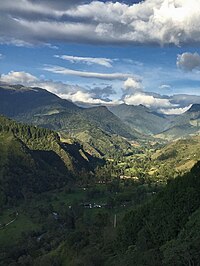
0 115 102 205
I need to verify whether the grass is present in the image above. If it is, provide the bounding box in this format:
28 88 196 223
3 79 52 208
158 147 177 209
0 179 151 250
0 213 40 247
0 209 17 225
0 186 104 246
52 189 86 207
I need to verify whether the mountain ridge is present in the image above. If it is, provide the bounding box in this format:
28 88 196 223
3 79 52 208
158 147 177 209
109 103 171 135
0 85 142 157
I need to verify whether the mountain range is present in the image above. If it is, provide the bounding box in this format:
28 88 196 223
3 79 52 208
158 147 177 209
0 84 138 157
109 103 170 135
1 84 200 144
1 83 200 266
110 103 200 139
156 104 200 139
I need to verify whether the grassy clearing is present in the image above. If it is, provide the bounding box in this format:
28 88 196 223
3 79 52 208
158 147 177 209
0 213 40 247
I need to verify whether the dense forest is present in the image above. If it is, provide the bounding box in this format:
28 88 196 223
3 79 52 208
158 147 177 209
1 159 200 265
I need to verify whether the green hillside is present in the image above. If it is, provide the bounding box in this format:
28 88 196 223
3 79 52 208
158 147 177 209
149 136 200 182
0 116 101 205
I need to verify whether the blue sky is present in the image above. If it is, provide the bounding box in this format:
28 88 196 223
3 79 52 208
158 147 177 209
1 0 200 114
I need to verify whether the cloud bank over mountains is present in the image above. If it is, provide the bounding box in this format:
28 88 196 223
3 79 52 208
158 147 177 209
1 0 200 46
0 70 194 115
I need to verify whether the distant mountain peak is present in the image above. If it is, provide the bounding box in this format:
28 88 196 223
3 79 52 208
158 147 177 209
187 104 200 113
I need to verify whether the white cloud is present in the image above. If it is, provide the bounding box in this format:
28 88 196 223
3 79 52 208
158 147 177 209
124 92 175 109
2 0 200 46
43 65 133 80
159 84 172 90
159 105 192 115
0 71 38 84
124 77 142 91
60 90 121 105
54 55 113 68
0 70 197 112
0 70 83 94
60 90 104 104
177 52 200 71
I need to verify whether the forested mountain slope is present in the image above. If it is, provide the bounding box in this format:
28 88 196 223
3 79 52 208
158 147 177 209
114 162 200 265
0 116 101 205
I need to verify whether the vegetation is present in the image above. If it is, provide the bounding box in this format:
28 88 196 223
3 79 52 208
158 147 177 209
0 115 103 206
152 136 200 176
1 84 200 265
1 159 200 265
115 162 200 265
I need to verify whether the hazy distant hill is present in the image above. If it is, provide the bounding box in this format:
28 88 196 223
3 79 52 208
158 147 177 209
157 104 200 139
109 103 170 135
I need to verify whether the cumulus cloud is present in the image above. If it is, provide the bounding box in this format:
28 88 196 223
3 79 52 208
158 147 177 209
122 78 181 111
177 52 200 71
60 91 104 104
54 55 113 68
124 77 142 91
43 65 133 80
0 70 197 113
124 92 175 109
1 0 200 46
0 71 39 84
121 81 193 114
59 90 121 106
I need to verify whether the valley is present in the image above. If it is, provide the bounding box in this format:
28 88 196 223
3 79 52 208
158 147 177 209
2 1 200 265
1 84 200 265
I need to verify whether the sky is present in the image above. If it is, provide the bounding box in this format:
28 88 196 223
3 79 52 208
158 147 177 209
1 0 200 114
